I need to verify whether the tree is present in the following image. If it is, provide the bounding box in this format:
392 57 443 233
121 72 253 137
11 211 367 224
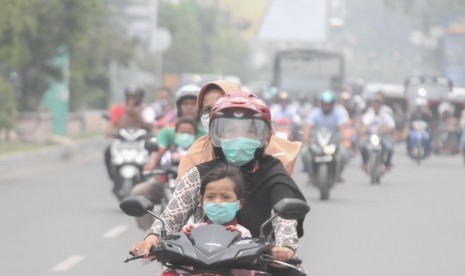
159 1 250 81
0 0 137 111
383 0 465 72
0 77 16 139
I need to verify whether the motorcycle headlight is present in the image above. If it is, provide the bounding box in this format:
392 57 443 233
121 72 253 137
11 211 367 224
135 154 145 164
323 144 337 155
370 134 381 146
113 155 124 165
119 165 138 179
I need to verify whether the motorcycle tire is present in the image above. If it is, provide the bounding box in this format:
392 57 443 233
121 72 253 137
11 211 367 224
317 165 331 200
368 153 379 185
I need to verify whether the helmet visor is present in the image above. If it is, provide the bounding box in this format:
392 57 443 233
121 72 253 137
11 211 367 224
210 117 270 147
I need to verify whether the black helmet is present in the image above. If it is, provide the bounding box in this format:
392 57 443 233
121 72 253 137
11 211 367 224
125 86 145 105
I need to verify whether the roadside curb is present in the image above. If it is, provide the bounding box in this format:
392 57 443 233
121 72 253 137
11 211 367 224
0 138 106 174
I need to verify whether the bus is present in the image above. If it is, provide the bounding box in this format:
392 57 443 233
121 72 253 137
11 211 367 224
271 49 345 99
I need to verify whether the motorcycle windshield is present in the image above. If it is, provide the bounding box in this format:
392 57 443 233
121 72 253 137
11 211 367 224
313 127 339 146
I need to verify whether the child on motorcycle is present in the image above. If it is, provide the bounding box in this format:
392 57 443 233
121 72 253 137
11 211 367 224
179 164 253 276
183 163 251 238
131 117 198 231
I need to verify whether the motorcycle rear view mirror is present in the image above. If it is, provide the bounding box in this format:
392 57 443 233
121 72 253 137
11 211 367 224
273 198 310 220
119 195 154 217
259 198 310 243
119 195 168 238
144 137 160 152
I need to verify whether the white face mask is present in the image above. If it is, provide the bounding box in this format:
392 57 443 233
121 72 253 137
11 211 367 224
200 113 210 133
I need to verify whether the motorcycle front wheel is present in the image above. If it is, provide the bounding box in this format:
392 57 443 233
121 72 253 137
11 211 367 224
317 164 331 200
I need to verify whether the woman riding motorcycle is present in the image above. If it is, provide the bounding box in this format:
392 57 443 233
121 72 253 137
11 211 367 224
178 80 302 178
130 91 307 276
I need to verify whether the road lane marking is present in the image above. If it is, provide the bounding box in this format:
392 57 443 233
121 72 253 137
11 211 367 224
51 255 85 272
102 225 128 239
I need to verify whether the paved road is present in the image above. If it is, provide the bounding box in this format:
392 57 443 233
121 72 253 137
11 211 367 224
300 148 465 276
1 147 464 276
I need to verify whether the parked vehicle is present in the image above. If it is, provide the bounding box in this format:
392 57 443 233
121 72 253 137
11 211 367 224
308 127 340 200
120 196 310 276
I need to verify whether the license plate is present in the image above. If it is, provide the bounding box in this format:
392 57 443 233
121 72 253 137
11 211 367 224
314 155 332 163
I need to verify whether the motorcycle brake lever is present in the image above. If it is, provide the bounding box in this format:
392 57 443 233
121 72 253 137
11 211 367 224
123 254 144 263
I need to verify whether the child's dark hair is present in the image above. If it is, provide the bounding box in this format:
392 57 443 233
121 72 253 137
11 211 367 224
175 117 197 134
200 164 245 199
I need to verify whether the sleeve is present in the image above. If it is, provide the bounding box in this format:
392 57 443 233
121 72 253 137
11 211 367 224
384 113 396 129
271 211 299 251
109 105 124 124
156 128 175 149
145 167 202 237
235 224 252 238
362 112 371 126
336 106 349 126
306 110 317 126
191 222 208 229
268 181 302 250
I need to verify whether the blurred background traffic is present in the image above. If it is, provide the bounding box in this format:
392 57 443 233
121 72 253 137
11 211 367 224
1 0 465 145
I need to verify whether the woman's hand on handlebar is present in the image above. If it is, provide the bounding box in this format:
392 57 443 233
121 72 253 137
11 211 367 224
271 246 294 262
130 235 160 258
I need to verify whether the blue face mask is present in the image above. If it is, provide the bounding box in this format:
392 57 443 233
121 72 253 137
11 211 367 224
203 201 240 224
221 137 261 166
175 133 195 149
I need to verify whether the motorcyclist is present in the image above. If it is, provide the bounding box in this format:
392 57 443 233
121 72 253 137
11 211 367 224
302 90 351 182
177 80 303 178
407 97 433 157
150 87 176 133
270 91 301 125
130 85 203 229
130 91 307 275
131 117 198 230
339 88 356 119
105 86 155 137
103 86 155 182
143 84 205 171
360 92 395 171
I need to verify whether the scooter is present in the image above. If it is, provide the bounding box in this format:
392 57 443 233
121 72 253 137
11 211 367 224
308 127 339 200
110 128 149 201
408 120 429 164
120 196 309 276
366 133 385 185
143 138 181 212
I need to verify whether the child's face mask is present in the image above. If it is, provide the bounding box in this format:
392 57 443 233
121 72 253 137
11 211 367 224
174 133 195 149
203 201 240 224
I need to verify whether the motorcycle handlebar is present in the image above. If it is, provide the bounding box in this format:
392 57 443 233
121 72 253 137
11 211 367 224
143 166 178 177
123 247 162 263
261 254 302 265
